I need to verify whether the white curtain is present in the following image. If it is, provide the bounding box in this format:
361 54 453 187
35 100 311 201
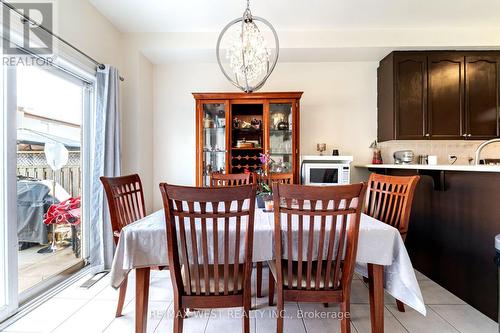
89 65 121 269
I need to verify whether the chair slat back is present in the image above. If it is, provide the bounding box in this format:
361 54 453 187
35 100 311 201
160 184 256 297
272 183 366 291
210 172 253 187
101 174 146 244
364 174 420 238
262 173 293 186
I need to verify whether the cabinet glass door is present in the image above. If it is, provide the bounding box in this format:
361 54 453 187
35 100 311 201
201 103 227 186
268 103 294 173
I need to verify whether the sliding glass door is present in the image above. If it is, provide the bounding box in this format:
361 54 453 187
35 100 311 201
0 60 19 322
0 59 93 319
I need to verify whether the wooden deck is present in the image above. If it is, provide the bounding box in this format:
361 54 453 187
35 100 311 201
18 245 83 294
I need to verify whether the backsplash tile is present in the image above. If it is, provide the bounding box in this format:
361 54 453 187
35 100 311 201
378 140 500 165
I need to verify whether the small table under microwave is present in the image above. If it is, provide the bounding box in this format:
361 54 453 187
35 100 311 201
300 155 353 186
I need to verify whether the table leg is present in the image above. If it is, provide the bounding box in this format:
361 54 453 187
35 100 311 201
136 267 151 333
256 262 263 298
367 263 384 333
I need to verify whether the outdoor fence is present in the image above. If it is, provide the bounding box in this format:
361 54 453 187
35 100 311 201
17 151 81 198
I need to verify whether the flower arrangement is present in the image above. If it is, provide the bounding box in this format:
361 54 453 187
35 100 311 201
254 153 273 208
257 152 274 195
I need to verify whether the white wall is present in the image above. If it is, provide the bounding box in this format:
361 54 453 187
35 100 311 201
120 40 154 211
53 0 155 211
153 61 376 209
56 0 123 68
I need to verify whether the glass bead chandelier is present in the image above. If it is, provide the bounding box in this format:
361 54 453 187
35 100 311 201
216 0 279 93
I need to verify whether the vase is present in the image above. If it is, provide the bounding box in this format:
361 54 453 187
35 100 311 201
256 193 272 208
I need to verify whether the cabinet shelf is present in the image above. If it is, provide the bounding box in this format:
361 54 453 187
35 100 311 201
270 129 292 134
204 127 225 130
231 147 263 151
232 128 262 133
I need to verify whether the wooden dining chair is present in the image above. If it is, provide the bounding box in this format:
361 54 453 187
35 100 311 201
268 183 367 333
209 172 253 187
159 184 257 333
100 174 146 318
363 173 420 312
209 172 261 297
262 172 294 186
255 172 294 297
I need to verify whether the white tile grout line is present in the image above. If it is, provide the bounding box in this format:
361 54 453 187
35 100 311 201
387 304 461 333
354 274 410 333
48 277 123 333
296 302 309 333
350 318 360 333
380 304 410 333
202 310 211 333
151 302 173 333
2 274 112 333
99 297 138 333
427 304 483 333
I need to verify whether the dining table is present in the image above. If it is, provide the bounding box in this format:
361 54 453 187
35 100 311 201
110 207 426 333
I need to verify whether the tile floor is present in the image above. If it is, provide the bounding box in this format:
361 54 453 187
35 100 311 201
1 267 497 333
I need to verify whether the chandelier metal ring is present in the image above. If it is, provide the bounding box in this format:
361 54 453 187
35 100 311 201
216 14 279 93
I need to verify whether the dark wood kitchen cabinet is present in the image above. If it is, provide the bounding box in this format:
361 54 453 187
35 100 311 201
378 51 500 141
427 53 465 139
394 53 427 139
465 55 500 139
378 52 429 141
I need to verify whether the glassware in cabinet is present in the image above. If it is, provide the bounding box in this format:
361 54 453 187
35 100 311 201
201 103 227 186
268 103 294 173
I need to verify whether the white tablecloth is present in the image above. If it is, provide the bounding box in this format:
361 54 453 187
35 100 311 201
110 209 426 315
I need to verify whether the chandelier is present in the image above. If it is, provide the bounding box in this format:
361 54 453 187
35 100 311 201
216 0 279 93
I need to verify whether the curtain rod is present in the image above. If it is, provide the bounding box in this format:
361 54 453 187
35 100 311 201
1 1 125 82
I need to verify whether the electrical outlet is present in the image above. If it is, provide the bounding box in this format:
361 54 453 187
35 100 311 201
448 154 457 164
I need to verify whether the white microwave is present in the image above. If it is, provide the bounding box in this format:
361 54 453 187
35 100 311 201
300 156 352 186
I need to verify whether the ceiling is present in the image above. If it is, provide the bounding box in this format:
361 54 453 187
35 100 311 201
89 0 500 33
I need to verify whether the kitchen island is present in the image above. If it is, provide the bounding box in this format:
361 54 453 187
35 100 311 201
357 164 500 320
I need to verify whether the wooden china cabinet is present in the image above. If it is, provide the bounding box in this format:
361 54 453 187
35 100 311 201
194 92 303 187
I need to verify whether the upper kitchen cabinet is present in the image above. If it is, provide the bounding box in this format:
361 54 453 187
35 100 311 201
395 53 427 139
465 55 500 139
377 51 500 141
378 52 428 141
427 53 465 139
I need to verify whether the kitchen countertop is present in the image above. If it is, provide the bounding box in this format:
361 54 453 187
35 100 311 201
356 163 500 173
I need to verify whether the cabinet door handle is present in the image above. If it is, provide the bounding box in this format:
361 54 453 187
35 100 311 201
462 134 467 137
467 134 472 137
425 133 430 137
